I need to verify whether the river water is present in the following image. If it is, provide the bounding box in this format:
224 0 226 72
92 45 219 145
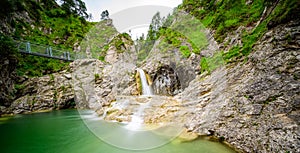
0 110 236 153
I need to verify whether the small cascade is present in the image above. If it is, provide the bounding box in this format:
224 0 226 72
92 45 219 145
125 68 153 130
125 102 150 130
137 68 153 96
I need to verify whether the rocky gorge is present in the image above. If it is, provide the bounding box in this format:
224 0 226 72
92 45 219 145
0 1 299 153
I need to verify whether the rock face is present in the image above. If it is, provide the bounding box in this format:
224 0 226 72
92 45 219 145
71 59 104 109
5 70 74 114
152 66 181 96
141 39 201 96
1 7 298 153
71 42 138 112
0 31 137 116
0 56 18 108
177 20 300 152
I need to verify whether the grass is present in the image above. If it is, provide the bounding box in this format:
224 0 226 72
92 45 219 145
181 0 266 46
179 46 191 58
180 0 299 67
80 19 118 58
171 13 208 52
137 49 149 62
200 52 225 73
94 73 100 80
17 55 69 77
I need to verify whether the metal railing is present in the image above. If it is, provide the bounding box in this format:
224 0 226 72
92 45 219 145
16 40 88 61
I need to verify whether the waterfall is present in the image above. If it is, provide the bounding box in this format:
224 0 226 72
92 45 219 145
137 68 153 95
125 68 153 131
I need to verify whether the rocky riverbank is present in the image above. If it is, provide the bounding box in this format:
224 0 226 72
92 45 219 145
175 20 300 152
1 12 299 153
93 18 299 152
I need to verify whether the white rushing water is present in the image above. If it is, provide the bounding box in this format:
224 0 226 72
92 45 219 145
125 68 153 131
137 68 153 95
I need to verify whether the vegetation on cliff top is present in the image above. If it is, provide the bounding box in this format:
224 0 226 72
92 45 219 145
180 0 300 65
137 10 208 61
0 0 94 77
136 0 299 73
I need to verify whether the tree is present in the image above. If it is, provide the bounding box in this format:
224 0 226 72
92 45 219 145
100 10 109 20
162 13 173 28
60 0 88 19
148 12 162 39
88 13 93 21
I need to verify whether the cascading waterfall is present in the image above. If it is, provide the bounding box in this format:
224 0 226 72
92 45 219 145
137 68 153 95
125 68 153 130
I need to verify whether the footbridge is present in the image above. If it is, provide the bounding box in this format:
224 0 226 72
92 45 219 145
16 40 87 62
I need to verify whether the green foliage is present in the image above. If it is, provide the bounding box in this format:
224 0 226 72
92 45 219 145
80 20 118 58
171 13 208 51
0 34 18 57
137 49 148 61
111 33 133 53
200 52 225 73
138 9 208 62
219 136 225 142
17 55 68 77
137 12 163 60
181 0 299 64
179 46 191 58
224 19 240 28
148 12 162 40
3 0 95 77
53 90 58 102
162 13 174 28
94 73 100 80
200 57 209 73
267 0 300 28
160 28 182 48
60 0 89 19
241 22 268 56
98 56 105 62
222 46 241 63
14 84 25 91
60 85 66 92
222 21 267 63
50 74 55 81
182 0 266 43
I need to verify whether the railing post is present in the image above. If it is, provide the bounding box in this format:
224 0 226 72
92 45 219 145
26 42 31 53
49 47 52 57
46 47 49 55
67 52 70 61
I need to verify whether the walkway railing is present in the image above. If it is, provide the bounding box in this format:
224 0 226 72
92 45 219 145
16 40 87 61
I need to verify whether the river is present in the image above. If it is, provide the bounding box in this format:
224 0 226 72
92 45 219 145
0 110 236 153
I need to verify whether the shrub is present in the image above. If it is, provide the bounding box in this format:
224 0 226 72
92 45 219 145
179 45 191 58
